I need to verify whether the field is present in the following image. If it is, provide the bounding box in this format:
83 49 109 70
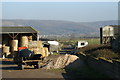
79 38 100 45
59 38 100 47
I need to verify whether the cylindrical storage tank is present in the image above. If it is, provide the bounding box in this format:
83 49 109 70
44 47 49 57
21 36 28 47
2 46 10 53
11 40 18 51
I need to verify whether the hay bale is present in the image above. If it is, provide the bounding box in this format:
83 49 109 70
11 40 18 51
11 47 18 51
21 36 28 47
11 40 18 47
0 44 2 48
44 47 49 57
33 47 46 57
2 44 6 47
28 41 43 48
2 46 10 53
28 36 32 41
33 48 40 54
28 41 37 48
37 41 43 48
40 47 45 57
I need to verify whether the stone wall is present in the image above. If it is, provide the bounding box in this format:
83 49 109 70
79 54 120 79
112 36 120 52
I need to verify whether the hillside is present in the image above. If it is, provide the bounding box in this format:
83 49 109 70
2 20 118 36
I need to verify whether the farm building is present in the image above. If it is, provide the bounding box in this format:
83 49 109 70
43 41 60 54
100 25 120 44
0 26 39 57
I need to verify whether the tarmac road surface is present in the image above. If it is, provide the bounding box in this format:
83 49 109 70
0 59 67 79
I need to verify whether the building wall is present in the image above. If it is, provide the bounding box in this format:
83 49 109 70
112 36 120 52
79 54 120 79
100 25 120 44
114 26 120 39
102 26 114 37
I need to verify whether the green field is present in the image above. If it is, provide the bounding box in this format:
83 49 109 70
59 38 100 45
79 38 100 45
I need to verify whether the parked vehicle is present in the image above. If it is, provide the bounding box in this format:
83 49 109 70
43 41 60 54
13 48 42 70
76 41 88 49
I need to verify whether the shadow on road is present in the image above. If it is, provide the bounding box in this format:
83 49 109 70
61 58 85 79
61 58 110 80
1 60 40 70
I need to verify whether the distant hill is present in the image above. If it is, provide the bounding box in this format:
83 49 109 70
2 20 118 36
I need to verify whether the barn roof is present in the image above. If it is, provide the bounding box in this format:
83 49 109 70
0 26 38 34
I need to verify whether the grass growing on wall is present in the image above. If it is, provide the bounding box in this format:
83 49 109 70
77 44 120 60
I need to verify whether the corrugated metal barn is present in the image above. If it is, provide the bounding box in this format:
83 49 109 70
100 25 120 44
0 26 38 57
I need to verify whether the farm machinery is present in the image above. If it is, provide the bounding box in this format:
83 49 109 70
13 48 42 70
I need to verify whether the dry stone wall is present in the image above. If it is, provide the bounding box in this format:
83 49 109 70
79 54 120 79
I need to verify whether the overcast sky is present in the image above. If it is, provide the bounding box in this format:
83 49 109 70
2 2 118 22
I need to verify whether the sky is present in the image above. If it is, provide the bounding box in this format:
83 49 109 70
2 2 118 22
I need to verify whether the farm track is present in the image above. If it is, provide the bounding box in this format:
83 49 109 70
1 59 66 78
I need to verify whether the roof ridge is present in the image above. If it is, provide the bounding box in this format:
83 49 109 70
0 26 38 33
0 26 31 28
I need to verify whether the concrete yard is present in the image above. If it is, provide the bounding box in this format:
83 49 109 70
1 59 67 79
0 45 78 79
0 50 110 80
